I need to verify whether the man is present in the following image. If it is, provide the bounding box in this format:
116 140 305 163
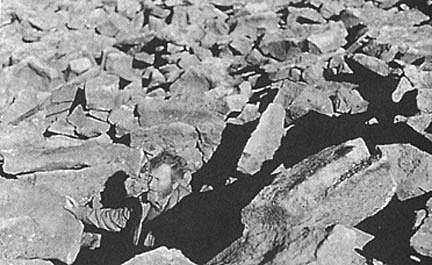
65 151 191 249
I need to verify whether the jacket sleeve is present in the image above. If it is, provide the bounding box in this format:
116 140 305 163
80 207 131 232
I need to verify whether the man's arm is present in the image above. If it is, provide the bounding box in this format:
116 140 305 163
65 196 130 232
82 207 130 232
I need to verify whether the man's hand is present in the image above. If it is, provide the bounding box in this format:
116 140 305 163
64 195 86 220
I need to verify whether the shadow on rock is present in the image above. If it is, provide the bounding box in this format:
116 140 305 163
355 192 432 265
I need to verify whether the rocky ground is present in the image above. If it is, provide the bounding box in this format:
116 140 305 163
1 0 432 264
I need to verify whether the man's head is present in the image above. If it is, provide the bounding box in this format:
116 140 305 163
141 151 188 203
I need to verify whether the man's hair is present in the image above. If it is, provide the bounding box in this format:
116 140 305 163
144 151 188 181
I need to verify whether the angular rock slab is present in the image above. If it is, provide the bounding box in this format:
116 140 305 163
0 179 83 264
0 259 53 265
17 164 126 204
382 144 432 201
237 103 285 174
313 225 374 265
209 138 397 265
1 142 142 176
307 21 347 54
411 215 432 257
122 247 195 265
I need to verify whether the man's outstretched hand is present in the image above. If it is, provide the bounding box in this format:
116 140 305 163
64 195 87 220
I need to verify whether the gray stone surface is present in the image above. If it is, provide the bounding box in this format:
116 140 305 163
0 179 83 264
122 247 195 265
237 103 285 174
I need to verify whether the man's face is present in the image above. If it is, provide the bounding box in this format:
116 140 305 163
146 164 176 203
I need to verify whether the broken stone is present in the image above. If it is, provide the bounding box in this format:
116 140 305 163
414 209 427 230
177 53 201 69
333 86 369 115
193 46 213 60
392 76 415 103
25 56 60 81
230 11 279 42
167 43 185 54
145 67 167 87
17 164 127 205
146 88 167 99
302 62 326 84
169 69 211 97
0 179 83 264
134 52 155 66
69 57 92 74
259 38 302 62
117 0 141 19
89 110 110 122
351 53 390 77
96 19 119 37
288 7 326 24
314 225 374 265
47 112 76 136
239 81 252 97
85 73 119 111
159 64 183 83
122 247 195 265
307 21 348 54
1 141 141 175
67 105 110 138
209 138 397 265
147 4 171 19
50 84 79 104
237 103 285 175
0 86 48 124
148 15 168 32
404 66 432 90
383 145 432 201
224 94 249 112
288 85 334 119
245 49 267 66
0 259 53 265
108 105 139 133
105 51 138 81
417 89 432 113
411 215 432 257
200 57 238 88
108 12 132 35
227 103 261 125
230 36 254 55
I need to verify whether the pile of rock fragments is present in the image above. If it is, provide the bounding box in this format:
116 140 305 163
1 0 432 264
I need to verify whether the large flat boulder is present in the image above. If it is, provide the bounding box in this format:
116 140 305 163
208 138 397 265
0 179 83 264
1 142 142 175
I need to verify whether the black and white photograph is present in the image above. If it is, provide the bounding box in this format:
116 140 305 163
1 0 432 264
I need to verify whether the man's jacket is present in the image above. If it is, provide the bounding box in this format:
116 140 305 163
79 184 191 247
